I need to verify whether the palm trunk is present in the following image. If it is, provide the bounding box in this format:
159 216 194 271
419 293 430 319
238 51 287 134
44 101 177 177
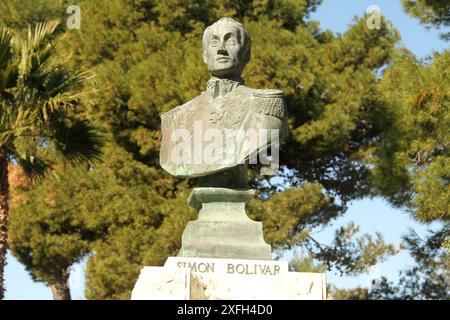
51 270 71 300
0 147 9 300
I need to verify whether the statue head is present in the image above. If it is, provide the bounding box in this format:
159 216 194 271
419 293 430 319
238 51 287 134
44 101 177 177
202 18 251 79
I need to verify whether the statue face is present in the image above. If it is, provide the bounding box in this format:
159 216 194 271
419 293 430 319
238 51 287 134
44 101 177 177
203 23 247 78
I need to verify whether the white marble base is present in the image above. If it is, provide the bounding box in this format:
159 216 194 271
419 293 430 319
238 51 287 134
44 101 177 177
131 257 326 300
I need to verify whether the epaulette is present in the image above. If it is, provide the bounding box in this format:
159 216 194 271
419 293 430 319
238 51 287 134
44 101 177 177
161 102 186 127
252 89 286 119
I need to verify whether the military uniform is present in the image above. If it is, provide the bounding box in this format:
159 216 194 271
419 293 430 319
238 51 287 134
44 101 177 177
160 78 287 178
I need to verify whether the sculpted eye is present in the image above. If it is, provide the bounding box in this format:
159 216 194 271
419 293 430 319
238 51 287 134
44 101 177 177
210 39 219 47
226 38 237 45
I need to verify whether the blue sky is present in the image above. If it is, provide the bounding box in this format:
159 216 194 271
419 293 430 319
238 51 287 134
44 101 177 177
4 0 449 299
311 0 448 58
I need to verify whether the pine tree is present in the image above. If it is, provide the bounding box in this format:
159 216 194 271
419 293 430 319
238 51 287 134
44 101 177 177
0 0 66 32
8 164 102 300
64 1 401 298
376 50 449 223
369 227 449 300
367 47 449 300
401 0 450 40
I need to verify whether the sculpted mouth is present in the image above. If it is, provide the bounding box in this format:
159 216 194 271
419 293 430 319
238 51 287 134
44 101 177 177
216 57 231 61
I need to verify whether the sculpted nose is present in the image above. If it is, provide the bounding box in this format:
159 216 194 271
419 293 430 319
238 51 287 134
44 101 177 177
217 40 228 55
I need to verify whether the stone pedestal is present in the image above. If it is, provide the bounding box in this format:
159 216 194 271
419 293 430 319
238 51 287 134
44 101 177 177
178 188 271 260
132 188 327 300
131 257 327 300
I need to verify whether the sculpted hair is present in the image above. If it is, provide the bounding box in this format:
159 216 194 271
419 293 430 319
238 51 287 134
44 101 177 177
202 17 251 64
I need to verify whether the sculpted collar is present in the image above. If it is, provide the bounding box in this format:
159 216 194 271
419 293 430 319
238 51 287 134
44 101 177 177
207 77 244 100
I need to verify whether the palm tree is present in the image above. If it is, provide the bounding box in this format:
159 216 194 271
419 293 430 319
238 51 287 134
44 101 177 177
0 21 102 299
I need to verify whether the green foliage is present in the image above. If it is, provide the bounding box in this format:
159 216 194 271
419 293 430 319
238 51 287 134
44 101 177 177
369 227 449 300
331 227 449 300
0 20 102 299
80 142 196 300
289 253 327 273
248 182 348 260
402 0 450 40
307 222 398 275
0 21 102 172
368 44 449 300
9 165 97 285
328 286 369 300
375 51 449 223
331 49 450 299
0 0 67 33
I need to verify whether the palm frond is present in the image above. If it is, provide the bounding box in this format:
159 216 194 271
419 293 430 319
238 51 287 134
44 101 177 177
7 146 50 181
1 20 102 172
0 102 14 147
39 70 93 118
14 107 40 135
19 20 59 84
48 119 103 164
14 21 93 121
0 64 18 97
29 20 59 51
0 26 18 95
0 26 13 70
45 69 93 98
0 102 39 148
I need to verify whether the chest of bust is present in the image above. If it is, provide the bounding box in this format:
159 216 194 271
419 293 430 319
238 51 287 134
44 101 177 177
179 88 253 132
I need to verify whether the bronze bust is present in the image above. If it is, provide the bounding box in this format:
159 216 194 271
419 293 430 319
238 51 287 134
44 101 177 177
160 18 287 188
